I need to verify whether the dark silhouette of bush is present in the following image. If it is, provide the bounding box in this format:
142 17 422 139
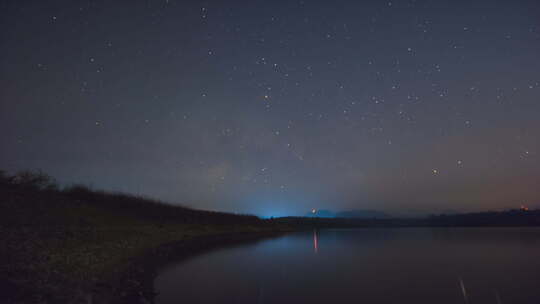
0 170 8 185
1 169 59 191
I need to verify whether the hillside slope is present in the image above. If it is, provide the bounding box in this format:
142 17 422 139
0 171 282 303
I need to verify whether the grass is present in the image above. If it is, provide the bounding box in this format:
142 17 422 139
0 170 286 303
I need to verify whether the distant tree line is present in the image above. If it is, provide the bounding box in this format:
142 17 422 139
273 209 540 228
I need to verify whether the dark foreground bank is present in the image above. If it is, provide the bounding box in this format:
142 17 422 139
0 171 289 303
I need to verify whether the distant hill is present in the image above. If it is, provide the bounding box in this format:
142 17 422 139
336 210 390 219
305 209 390 219
277 209 540 229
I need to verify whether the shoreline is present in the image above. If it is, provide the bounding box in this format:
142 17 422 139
97 226 540 304
93 230 288 304
1 226 289 304
1 222 289 304
0 181 290 304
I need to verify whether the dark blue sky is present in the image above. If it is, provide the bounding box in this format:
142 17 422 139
1 0 539 216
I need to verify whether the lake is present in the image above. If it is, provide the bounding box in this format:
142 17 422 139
154 228 540 304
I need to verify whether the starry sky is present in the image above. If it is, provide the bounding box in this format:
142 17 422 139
1 0 539 217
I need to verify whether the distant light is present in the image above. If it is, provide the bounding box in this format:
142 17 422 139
312 209 317 214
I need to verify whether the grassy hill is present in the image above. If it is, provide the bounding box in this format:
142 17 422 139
0 170 284 303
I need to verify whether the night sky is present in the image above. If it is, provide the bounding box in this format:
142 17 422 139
1 0 539 217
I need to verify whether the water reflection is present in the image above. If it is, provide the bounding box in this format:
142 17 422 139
154 228 540 304
313 229 318 254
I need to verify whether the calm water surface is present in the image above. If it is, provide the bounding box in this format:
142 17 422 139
154 228 540 304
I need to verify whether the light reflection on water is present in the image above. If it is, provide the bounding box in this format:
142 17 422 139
313 229 318 254
154 228 540 304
